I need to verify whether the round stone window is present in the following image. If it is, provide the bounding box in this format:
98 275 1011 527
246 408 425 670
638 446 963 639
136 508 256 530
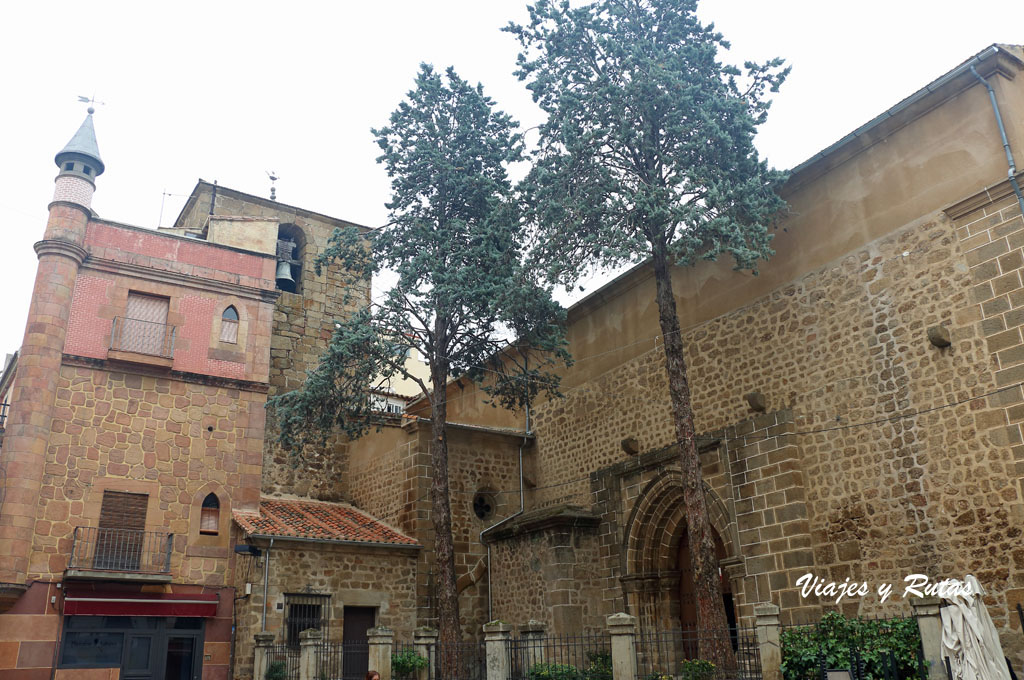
472 492 496 521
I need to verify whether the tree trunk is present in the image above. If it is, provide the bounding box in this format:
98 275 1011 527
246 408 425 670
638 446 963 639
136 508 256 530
429 363 461 676
650 247 736 671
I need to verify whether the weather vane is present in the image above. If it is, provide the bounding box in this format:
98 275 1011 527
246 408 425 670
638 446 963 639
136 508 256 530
77 94 105 115
267 171 279 201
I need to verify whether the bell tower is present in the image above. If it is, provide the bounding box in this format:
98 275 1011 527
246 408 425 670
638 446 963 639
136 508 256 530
0 109 102 583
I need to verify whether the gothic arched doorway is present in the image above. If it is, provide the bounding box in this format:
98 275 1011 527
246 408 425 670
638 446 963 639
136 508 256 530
621 470 740 633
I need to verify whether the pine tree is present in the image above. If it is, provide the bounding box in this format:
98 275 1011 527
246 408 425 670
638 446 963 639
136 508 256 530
269 64 568 665
507 0 788 665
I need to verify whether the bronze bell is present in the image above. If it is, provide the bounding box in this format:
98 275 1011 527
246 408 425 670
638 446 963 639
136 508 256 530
276 260 295 287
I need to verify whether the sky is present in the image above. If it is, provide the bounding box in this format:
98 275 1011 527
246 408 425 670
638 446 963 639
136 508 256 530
1 0 1022 359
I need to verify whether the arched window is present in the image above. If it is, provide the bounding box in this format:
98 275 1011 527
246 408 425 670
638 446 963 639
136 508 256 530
200 493 220 535
275 224 306 294
220 305 239 343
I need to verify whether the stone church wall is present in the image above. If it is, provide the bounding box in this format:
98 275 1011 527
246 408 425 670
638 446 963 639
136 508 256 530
521 196 1024 654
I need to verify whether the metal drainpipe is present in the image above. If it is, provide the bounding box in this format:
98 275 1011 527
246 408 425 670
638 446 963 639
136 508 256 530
261 538 273 632
481 400 530 622
971 65 1024 216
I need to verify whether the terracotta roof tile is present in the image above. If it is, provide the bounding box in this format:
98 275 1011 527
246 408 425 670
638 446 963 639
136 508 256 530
233 497 418 547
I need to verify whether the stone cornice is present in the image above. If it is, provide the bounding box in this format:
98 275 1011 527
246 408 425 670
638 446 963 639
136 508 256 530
47 200 93 216
594 437 721 482
943 171 1024 220
82 256 280 303
34 239 88 265
62 354 271 393
482 504 599 543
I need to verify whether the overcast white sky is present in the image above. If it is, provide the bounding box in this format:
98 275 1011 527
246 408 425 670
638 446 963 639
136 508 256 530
1 0 1022 359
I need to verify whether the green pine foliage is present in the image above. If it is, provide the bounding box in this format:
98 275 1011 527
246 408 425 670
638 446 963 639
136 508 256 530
507 0 790 281
506 0 789 663
268 63 569 659
269 64 569 450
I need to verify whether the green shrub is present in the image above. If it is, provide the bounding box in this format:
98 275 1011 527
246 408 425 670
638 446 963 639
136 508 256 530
265 660 287 680
643 672 672 680
391 649 429 677
582 651 612 680
780 612 924 680
680 659 716 680
527 661 581 680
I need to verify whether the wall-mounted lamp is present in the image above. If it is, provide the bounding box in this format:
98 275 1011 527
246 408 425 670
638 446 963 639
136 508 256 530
234 544 262 557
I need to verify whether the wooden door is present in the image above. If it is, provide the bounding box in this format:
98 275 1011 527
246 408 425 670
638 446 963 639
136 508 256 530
341 606 375 680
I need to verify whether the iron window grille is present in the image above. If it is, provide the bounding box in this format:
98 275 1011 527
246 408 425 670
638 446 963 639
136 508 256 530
285 592 331 647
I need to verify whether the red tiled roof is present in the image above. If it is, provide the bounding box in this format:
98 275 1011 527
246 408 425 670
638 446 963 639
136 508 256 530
233 497 418 547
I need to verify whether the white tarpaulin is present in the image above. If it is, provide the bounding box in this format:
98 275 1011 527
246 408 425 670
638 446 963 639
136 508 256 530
940 575 1011 680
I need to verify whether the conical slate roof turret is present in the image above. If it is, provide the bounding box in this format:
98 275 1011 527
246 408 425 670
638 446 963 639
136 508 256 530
55 108 104 176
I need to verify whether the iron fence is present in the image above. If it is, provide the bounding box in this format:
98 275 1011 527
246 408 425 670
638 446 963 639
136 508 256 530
508 633 612 680
110 316 176 358
265 644 301 680
316 641 369 680
391 639 487 680
261 641 369 680
69 526 173 573
635 627 761 680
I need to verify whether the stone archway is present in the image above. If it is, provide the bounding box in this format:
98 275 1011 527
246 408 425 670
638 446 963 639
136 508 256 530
621 471 740 632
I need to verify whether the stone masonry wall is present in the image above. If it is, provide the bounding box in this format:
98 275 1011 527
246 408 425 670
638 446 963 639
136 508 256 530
234 542 418 680
28 364 264 584
173 183 371 501
948 187 1024 658
346 423 525 636
526 205 1024 656
490 527 604 635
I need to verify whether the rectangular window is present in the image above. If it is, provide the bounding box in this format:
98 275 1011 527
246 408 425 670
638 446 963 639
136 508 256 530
285 593 330 647
121 293 170 356
62 632 124 667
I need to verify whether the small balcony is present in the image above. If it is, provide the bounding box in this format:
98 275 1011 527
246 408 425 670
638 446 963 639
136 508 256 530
0 402 8 431
67 526 173 582
108 317 176 367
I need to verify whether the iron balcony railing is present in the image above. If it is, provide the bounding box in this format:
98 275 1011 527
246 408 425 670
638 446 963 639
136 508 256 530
0 402 8 430
69 526 173 573
110 316 176 358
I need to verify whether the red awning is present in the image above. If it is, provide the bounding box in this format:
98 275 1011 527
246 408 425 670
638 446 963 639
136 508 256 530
63 590 219 617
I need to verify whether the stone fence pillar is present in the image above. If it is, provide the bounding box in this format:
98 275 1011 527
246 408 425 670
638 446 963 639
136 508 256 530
484 622 513 680
520 619 547 670
413 626 437 680
299 629 322 680
911 597 945 680
368 626 394 680
254 632 276 680
755 603 781 680
607 613 638 680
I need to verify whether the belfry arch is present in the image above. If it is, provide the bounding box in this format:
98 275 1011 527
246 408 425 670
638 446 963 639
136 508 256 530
621 470 741 632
